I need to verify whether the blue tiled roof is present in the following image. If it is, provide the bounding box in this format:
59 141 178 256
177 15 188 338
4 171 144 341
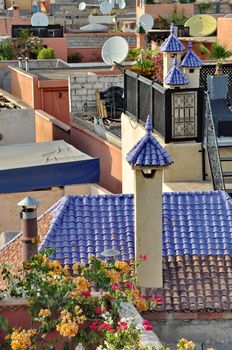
181 41 203 68
126 116 173 167
164 57 189 86
39 191 232 264
159 23 185 53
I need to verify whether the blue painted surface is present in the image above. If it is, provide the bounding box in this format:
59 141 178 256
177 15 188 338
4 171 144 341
39 191 232 265
126 116 173 167
159 24 185 53
164 57 189 85
181 41 203 68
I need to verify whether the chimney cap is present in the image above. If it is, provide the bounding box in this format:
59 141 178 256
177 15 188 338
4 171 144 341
17 196 39 208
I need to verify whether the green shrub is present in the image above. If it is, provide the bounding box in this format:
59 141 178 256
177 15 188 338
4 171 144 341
37 47 55 59
0 41 14 60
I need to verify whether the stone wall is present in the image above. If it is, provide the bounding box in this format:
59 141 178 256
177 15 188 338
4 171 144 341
67 33 136 48
69 74 124 116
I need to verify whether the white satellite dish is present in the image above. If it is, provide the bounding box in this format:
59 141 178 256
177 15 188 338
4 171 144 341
102 36 129 65
31 12 49 26
139 14 154 32
118 0 126 9
100 1 113 14
79 2 86 10
224 13 232 18
109 0 115 7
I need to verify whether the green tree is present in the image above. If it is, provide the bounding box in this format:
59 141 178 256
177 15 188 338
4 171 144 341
199 43 232 75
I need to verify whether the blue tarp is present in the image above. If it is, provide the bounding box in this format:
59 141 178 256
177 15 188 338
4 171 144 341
0 140 100 193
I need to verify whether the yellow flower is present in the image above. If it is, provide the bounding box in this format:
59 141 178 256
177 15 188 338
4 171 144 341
10 328 37 350
115 261 130 274
106 269 121 284
134 297 148 312
73 276 90 292
38 308 51 318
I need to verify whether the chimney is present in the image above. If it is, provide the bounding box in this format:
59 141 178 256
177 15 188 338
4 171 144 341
126 115 173 288
17 196 39 262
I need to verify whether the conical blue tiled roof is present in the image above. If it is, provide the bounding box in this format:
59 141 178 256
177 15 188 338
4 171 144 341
181 41 203 68
159 23 185 53
126 116 173 167
164 56 189 85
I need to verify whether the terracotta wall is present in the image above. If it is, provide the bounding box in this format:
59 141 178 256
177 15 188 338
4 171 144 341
217 17 232 51
43 38 68 62
68 47 102 63
35 109 70 143
71 124 122 194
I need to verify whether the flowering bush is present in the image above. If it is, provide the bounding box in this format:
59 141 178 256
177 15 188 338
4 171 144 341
0 249 161 350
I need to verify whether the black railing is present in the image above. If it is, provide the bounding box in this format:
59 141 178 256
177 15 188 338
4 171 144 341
124 70 204 143
200 62 232 89
203 92 225 191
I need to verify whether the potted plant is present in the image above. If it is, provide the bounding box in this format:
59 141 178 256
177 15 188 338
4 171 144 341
199 43 232 99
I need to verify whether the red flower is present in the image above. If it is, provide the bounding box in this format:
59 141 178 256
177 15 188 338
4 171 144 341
116 321 128 332
98 323 114 332
90 320 99 330
82 291 91 297
139 254 148 261
142 320 153 331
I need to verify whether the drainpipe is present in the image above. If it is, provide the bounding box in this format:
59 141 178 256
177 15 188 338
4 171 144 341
17 196 39 262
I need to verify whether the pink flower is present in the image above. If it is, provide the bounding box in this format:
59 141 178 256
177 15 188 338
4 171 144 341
151 295 164 303
125 282 136 290
139 254 148 261
111 284 121 291
142 320 153 331
95 306 103 315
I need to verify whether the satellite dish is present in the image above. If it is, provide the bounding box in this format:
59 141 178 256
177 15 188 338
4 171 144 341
184 14 217 37
31 12 49 26
102 36 129 65
100 1 113 14
224 13 232 18
139 14 154 32
119 0 126 9
79 2 86 10
109 0 115 7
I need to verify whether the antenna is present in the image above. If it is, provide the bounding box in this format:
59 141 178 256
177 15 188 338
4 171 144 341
138 14 154 32
101 36 129 65
80 23 108 32
100 1 113 15
184 14 217 37
118 0 126 9
31 12 49 26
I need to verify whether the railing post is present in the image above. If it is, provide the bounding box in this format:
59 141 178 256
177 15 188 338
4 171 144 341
164 89 172 143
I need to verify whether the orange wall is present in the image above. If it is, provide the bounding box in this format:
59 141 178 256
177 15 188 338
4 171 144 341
71 125 122 194
181 39 212 60
217 17 232 51
35 110 70 143
10 67 37 107
43 38 68 62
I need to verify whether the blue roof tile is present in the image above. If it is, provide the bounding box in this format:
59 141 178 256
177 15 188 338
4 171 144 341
159 23 185 53
164 56 189 86
181 41 203 68
126 116 173 167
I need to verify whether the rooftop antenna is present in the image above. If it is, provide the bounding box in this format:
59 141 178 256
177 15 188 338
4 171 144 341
79 1 100 10
100 1 113 14
101 36 129 68
138 13 154 49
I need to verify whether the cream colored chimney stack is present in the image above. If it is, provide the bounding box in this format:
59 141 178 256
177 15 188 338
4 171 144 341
126 115 173 288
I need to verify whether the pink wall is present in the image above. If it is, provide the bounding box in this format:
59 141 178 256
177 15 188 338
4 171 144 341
136 3 194 21
71 125 122 193
0 16 31 36
217 17 232 51
10 67 38 107
43 38 67 62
